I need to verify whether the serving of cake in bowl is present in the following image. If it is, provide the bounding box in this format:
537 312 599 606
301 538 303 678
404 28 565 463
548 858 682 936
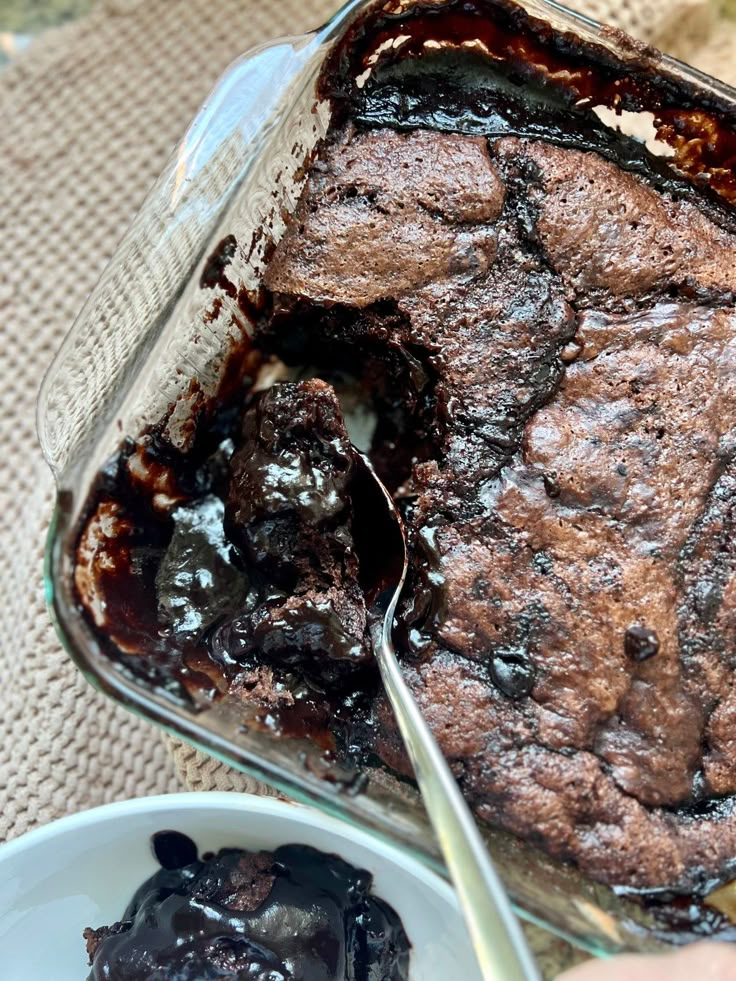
83 832 410 980
0 794 479 980
41 0 736 954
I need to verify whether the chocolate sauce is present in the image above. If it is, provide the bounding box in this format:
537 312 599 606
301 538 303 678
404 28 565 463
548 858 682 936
624 625 660 662
151 829 199 870
200 234 238 296
84 833 410 981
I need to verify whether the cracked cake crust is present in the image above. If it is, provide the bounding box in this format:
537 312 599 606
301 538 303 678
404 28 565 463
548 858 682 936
258 125 736 891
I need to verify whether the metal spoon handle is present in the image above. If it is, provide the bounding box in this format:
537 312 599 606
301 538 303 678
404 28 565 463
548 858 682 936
372 618 541 981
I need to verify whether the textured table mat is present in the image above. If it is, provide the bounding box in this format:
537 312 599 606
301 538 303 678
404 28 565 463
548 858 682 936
0 0 734 974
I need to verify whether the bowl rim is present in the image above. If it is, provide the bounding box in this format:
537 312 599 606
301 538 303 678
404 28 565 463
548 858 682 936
0 790 457 911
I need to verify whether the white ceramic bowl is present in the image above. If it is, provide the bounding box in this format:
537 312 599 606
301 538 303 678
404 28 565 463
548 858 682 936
0 791 480 980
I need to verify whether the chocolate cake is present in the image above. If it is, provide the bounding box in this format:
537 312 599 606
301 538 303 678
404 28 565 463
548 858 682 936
72 0 736 920
83 831 410 980
255 119 736 893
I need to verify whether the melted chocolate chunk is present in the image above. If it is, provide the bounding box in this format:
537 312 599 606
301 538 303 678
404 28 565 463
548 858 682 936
625 625 661 662
489 649 537 700
84 836 410 981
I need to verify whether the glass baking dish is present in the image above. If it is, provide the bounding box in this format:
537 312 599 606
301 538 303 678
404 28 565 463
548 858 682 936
39 0 736 959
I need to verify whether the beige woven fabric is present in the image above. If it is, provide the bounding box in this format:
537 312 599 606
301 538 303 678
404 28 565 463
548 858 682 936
691 24 736 87
0 0 732 914
566 0 716 56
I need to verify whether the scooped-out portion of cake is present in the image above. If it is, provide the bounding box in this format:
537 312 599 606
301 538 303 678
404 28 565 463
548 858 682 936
212 379 372 683
84 832 410 981
72 0 736 908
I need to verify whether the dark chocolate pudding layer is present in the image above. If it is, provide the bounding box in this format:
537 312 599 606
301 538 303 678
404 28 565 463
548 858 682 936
84 832 410 981
73 0 736 918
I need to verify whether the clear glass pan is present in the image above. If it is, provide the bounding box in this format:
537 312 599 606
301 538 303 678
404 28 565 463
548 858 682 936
38 0 736 958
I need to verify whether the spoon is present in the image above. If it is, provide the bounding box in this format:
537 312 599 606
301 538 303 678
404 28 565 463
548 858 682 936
355 453 541 981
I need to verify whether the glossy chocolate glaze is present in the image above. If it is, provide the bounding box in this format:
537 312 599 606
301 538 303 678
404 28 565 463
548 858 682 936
84 832 410 981
73 0 736 937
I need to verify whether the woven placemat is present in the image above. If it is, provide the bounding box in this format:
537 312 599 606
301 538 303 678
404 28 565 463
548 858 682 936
0 0 733 974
